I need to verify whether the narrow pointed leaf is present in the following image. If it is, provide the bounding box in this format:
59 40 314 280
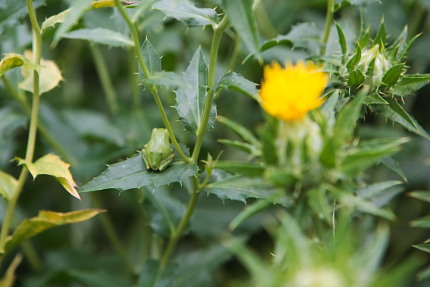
390 74 430 96
152 0 217 26
409 191 430 204
4 209 104 253
223 0 261 59
80 153 198 192
17 154 80 199
382 63 404 86
62 28 134 47
373 19 386 46
141 38 162 76
335 22 348 57
217 116 260 146
175 47 214 132
411 215 430 228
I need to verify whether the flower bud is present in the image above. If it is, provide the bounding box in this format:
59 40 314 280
357 45 391 86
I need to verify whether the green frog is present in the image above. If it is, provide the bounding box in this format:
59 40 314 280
142 128 175 171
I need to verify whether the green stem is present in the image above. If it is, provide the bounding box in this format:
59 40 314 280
89 44 119 115
113 0 190 162
159 189 200 268
0 0 42 257
191 16 229 163
321 0 335 55
129 48 141 109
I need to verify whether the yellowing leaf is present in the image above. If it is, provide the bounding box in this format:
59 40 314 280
0 53 24 77
17 154 80 199
0 171 18 201
19 50 63 95
3 209 105 253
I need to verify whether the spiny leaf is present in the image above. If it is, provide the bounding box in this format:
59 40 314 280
0 53 24 77
382 63 405 86
216 72 259 101
41 8 71 34
390 74 430 97
152 0 217 26
141 38 162 76
3 209 104 253
0 171 18 201
62 28 134 47
175 47 214 132
79 153 198 192
16 154 80 199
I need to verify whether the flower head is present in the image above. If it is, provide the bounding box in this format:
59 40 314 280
260 61 329 121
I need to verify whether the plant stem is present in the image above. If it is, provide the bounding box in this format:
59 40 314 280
191 16 229 163
89 44 119 115
0 0 42 257
321 0 335 56
113 0 189 162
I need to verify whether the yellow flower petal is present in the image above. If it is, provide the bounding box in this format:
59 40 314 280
260 61 329 121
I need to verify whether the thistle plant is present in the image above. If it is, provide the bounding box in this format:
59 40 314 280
0 0 430 286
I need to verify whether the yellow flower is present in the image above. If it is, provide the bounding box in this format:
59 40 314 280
260 61 329 121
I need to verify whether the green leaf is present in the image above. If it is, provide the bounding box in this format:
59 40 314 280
175 47 214 132
216 72 259 101
141 38 162 76
62 28 134 47
3 209 104 253
217 116 260 147
413 242 430 253
0 171 18 201
217 139 259 156
333 88 366 145
223 0 261 59
52 0 93 46
356 181 402 199
203 173 279 204
0 0 44 34
152 0 217 26
79 153 199 192
214 161 265 177
346 46 362 71
411 215 430 228
17 154 81 199
144 71 185 87
340 194 395 220
378 98 430 140
390 74 430 96
261 22 320 53
0 53 24 77
409 191 430 204
308 187 332 224
373 19 387 46
348 69 365 86
382 63 404 86
228 199 271 231
381 157 407 181
363 93 388 105
340 137 408 176
335 22 348 57
41 8 71 34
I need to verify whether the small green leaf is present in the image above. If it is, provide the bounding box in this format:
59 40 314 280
141 38 162 76
228 199 271 231
348 69 365 86
363 93 388 105
382 63 404 86
217 139 259 156
17 154 80 199
175 47 214 132
260 35 293 52
216 72 259 100
223 0 261 59
0 53 24 77
79 153 198 192
203 173 279 204
217 116 260 147
390 74 430 96
413 242 430 253
381 157 407 181
373 19 386 46
0 0 44 34
3 209 104 253
335 22 348 57
0 171 18 201
409 191 430 204
41 8 71 34
411 215 430 228
53 0 93 46
346 46 362 71
340 194 395 220
152 0 217 26
62 28 134 47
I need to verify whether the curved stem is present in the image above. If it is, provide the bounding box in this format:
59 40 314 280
321 0 335 56
113 0 190 162
191 16 229 163
0 0 42 257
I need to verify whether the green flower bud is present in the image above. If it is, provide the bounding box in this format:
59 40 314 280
357 45 391 86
